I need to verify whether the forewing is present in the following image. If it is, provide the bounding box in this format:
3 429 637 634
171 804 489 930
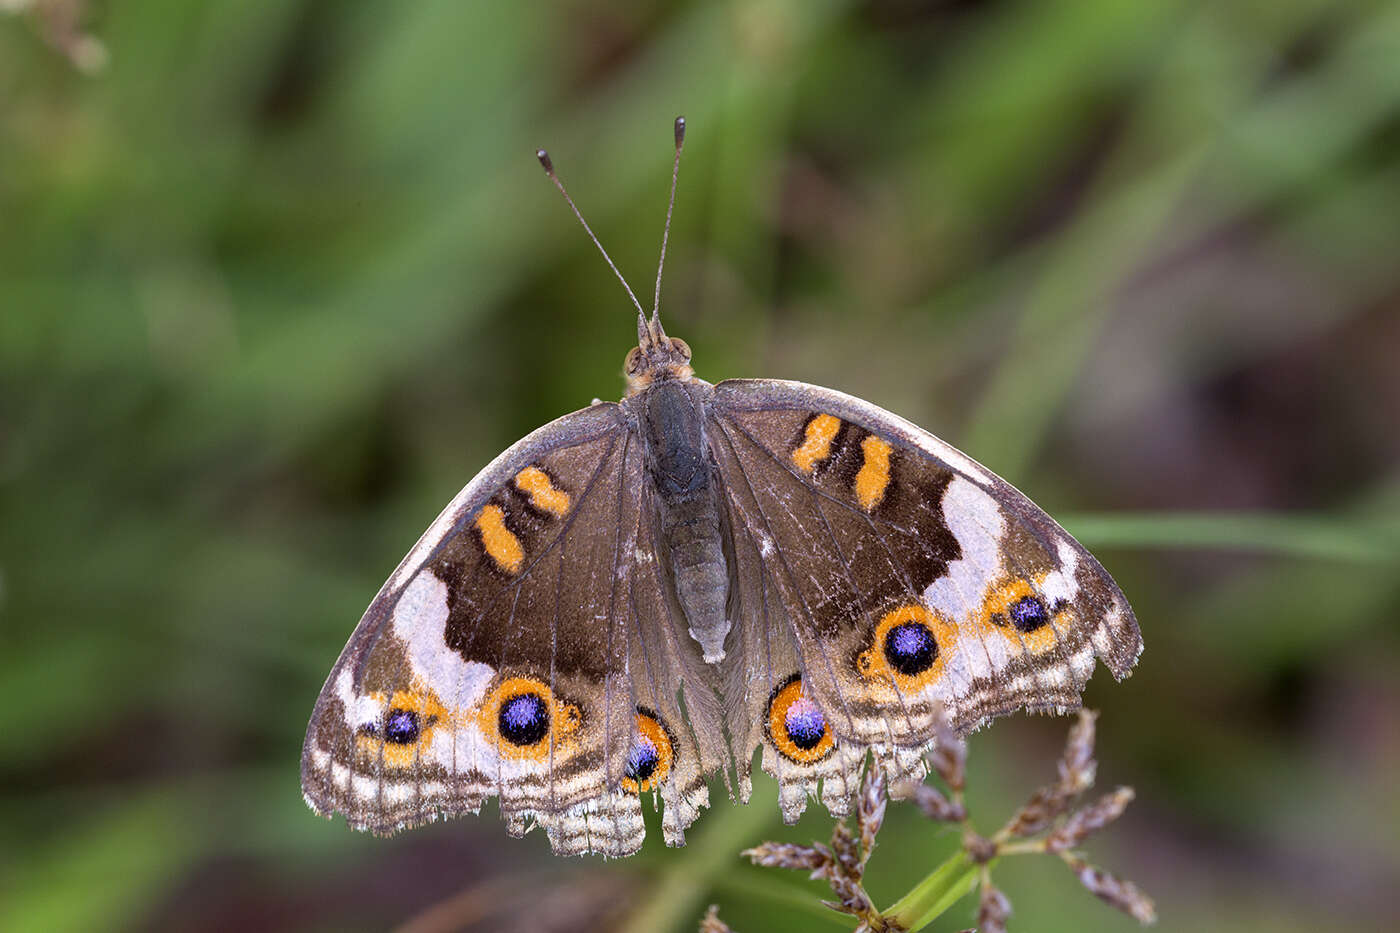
709 378 1141 820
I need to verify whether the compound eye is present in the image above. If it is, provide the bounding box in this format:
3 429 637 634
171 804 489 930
668 337 692 361
624 347 645 375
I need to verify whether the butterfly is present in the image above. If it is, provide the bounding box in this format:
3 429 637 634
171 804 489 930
301 118 1142 858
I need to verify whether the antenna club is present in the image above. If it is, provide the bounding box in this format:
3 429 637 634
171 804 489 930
674 117 686 148
536 149 553 172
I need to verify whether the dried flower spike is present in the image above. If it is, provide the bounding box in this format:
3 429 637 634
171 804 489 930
858 767 889 865
824 873 876 918
1059 710 1099 794
699 904 735 933
831 821 862 876
900 781 967 824
977 880 1012 933
1005 709 1100 837
741 841 831 874
1063 855 1158 925
927 704 967 792
1047 786 1135 853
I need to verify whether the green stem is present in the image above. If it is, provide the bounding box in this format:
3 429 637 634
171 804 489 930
882 850 986 931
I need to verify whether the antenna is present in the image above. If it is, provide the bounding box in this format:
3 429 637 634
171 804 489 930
535 147 646 320
652 116 686 323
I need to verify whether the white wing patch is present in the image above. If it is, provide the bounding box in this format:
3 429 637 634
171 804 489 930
922 476 1005 618
1039 540 1081 605
336 668 385 729
918 475 1013 700
392 571 496 711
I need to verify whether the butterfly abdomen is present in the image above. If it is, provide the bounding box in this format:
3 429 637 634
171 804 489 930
637 379 732 663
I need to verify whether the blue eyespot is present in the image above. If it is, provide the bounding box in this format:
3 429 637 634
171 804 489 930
883 621 937 675
767 676 834 763
783 697 827 751
1008 595 1049 633
383 709 421 745
622 710 675 792
499 693 550 746
624 735 660 782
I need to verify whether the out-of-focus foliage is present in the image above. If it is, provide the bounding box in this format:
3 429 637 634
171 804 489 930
2 1 1397 931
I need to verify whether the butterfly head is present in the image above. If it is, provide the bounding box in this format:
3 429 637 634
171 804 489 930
624 312 693 395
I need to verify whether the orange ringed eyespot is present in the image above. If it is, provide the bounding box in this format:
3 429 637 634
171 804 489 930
859 605 954 693
622 709 674 793
353 687 448 769
474 677 579 760
766 676 834 764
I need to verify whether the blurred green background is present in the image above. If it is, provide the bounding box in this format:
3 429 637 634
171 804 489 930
3 0 1398 930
